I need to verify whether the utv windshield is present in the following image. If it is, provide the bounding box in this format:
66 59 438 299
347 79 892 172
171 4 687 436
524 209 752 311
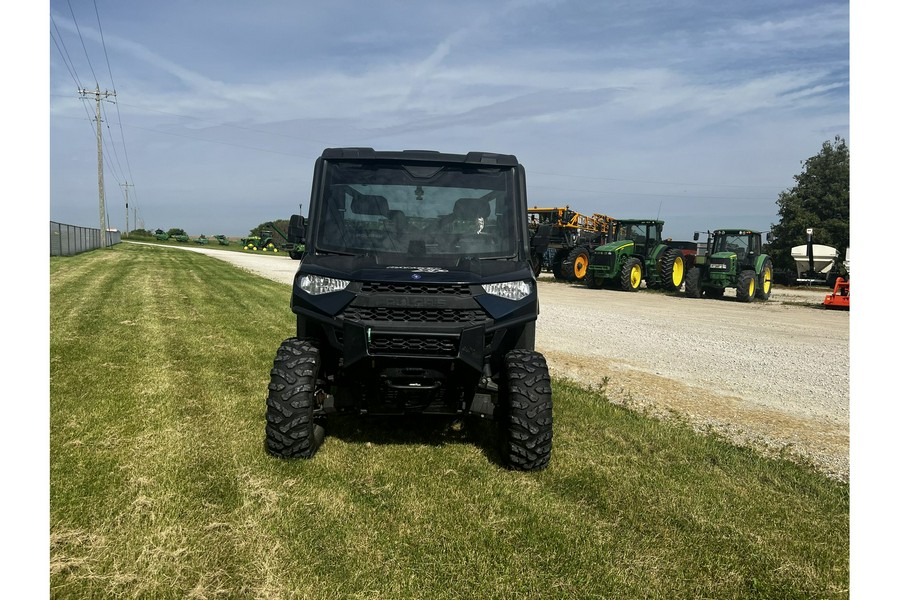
314 161 519 259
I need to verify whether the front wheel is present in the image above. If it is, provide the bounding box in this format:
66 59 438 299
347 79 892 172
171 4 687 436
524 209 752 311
756 259 773 301
684 267 702 298
499 350 553 471
265 338 324 458
620 257 643 292
585 266 603 289
736 270 757 303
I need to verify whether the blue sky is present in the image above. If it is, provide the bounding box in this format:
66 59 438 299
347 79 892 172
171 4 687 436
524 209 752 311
46 0 850 241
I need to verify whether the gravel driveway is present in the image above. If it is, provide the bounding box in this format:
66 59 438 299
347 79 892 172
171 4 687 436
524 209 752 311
144 243 850 481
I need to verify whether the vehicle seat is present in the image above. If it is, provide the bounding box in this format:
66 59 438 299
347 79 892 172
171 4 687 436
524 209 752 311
447 197 490 234
382 210 409 251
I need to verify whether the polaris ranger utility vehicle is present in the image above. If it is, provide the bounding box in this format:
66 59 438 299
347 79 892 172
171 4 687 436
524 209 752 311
266 148 552 471
583 219 685 291
684 229 774 302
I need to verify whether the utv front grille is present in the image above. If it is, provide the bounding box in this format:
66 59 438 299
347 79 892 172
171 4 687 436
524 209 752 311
369 334 458 356
342 306 486 324
361 282 471 296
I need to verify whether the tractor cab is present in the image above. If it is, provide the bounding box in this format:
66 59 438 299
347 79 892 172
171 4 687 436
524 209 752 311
611 220 660 256
709 230 763 266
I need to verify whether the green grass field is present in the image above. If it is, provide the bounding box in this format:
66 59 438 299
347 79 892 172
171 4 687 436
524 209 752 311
50 244 848 599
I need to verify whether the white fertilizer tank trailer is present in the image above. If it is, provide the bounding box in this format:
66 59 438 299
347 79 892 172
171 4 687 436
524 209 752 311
790 227 839 285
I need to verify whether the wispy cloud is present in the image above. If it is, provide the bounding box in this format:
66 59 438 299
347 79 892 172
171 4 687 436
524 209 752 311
49 0 849 238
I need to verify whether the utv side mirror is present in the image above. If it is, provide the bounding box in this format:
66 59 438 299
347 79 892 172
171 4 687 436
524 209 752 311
288 214 306 244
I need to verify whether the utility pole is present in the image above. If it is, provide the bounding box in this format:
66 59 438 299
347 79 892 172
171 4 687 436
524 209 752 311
121 181 134 236
79 86 116 247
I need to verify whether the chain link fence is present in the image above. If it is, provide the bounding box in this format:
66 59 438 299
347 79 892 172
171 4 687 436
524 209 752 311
50 221 122 256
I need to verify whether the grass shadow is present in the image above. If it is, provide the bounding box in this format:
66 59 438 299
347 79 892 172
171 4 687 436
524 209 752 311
319 413 505 467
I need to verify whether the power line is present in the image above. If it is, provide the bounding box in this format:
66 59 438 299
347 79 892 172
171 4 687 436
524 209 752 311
123 122 314 157
529 170 784 191
114 100 334 145
66 0 98 86
100 100 126 184
92 0 116 90
50 16 98 137
527 182 774 203
92 0 138 195
56 0 141 234
49 18 82 89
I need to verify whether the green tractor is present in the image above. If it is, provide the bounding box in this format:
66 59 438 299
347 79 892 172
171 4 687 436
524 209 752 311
213 234 230 246
684 229 774 302
154 229 169 241
584 219 686 292
241 232 277 252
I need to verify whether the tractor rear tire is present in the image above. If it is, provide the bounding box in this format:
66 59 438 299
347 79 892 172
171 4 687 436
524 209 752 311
620 257 642 292
736 270 757 303
562 246 591 282
499 349 553 471
265 338 324 459
756 258 773 301
684 267 702 298
552 250 569 280
660 248 686 291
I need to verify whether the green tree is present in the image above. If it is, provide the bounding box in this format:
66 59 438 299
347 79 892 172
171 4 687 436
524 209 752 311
769 136 850 272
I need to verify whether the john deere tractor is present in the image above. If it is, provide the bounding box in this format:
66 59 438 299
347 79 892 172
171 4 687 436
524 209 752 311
684 229 773 302
583 219 685 292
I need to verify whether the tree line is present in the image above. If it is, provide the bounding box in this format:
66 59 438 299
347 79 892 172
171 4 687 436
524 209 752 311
768 135 849 275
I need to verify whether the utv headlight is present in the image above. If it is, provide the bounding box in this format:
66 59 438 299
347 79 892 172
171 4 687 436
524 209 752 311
483 280 533 301
299 274 350 295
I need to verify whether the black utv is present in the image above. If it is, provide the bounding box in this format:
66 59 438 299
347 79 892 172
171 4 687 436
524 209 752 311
266 148 552 470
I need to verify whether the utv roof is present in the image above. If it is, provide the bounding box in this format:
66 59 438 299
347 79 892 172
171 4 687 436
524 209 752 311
320 147 520 167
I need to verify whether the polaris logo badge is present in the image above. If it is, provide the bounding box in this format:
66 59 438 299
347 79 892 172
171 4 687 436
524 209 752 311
386 266 449 273
411 273 422 280
384 296 449 308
